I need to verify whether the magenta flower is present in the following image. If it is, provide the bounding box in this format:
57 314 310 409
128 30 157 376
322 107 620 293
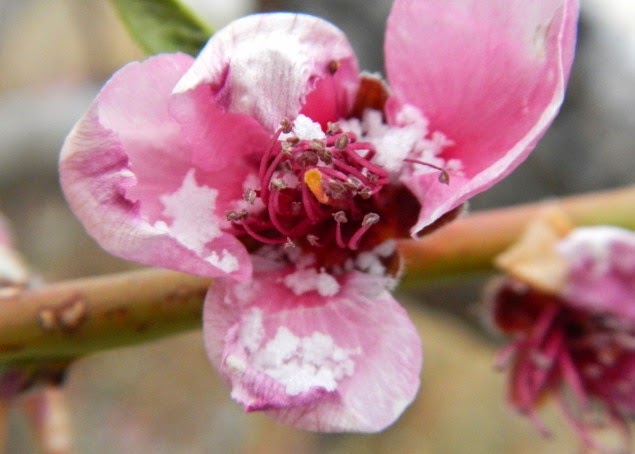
60 0 578 432
493 226 635 448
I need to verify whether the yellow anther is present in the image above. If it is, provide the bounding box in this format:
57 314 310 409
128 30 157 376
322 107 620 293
303 168 330 204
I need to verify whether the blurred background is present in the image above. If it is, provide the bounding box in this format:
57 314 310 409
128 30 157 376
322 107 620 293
0 0 634 452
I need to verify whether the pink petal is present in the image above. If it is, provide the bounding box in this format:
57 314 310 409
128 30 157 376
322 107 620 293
60 55 251 279
385 0 579 231
557 227 635 321
204 267 422 432
174 13 360 131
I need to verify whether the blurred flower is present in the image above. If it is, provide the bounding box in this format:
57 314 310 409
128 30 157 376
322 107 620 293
60 0 578 432
491 210 635 449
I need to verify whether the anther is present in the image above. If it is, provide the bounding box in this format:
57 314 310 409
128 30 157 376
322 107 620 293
335 134 350 150
404 158 451 185
285 136 300 145
281 142 294 155
244 188 256 204
226 209 248 222
358 186 373 199
307 234 320 247
362 212 380 226
309 139 326 153
280 160 293 172
344 177 362 190
285 237 296 249
333 211 348 223
327 181 348 200
297 151 319 167
317 148 333 164
327 122 341 135
280 118 293 134
270 178 287 190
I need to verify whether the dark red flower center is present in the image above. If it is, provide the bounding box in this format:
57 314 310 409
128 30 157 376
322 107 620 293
226 119 398 252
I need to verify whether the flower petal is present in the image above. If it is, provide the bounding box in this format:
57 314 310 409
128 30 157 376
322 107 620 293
385 0 579 231
557 226 635 321
203 267 422 432
174 13 360 131
60 54 251 279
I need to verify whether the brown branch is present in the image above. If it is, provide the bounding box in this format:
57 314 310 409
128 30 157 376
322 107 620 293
399 185 635 285
0 269 210 365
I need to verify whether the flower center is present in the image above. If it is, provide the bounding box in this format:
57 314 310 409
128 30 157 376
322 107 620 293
227 118 395 253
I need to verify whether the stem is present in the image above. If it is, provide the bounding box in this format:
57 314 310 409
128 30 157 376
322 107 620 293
0 269 210 365
0 186 632 367
399 185 635 286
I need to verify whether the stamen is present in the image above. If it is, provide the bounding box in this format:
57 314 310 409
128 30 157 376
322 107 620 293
259 130 284 184
307 234 321 247
333 211 348 248
309 139 326 153
317 148 333 165
280 118 293 134
332 211 348 224
327 122 340 135
358 186 373 199
318 166 349 182
240 221 286 245
226 209 248 222
362 212 380 226
344 147 389 178
348 213 380 250
270 178 287 190
281 142 294 156
268 190 293 237
261 147 287 203
335 134 350 150
326 181 348 200
301 184 323 223
296 151 319 167
244 188 256 204
403 158 450 185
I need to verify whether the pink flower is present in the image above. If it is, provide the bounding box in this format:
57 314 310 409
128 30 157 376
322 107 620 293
492 225 635 449
60 0 578 432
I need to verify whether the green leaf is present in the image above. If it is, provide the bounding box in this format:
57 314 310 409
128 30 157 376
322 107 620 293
110 0 213 56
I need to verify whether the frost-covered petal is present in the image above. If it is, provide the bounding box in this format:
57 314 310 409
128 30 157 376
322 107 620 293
385 0 579 231
557 226 635 321
60 54 251 279
174 13 360 131
204 268 422 432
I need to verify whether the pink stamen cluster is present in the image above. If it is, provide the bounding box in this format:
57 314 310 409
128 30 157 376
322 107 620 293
226 119 390 251
494 283 635 449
